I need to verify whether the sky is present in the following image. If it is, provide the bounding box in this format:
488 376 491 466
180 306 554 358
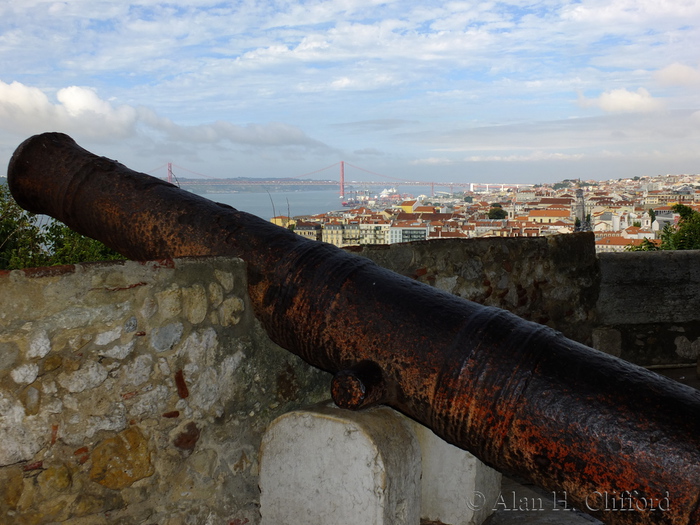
0 0 699 186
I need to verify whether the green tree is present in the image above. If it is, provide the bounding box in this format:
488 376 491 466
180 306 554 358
45 222 123 266
648 208 656 223
0 184 50 269
0 183 122 269
628 204 700 251
488 207 507 220
663 204 700 250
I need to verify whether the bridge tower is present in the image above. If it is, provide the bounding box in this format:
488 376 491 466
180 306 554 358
167 163 173 185
339 161 345 198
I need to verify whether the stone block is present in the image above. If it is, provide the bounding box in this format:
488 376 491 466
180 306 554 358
259 404 421 525
89 426 155 489
411 422 501 525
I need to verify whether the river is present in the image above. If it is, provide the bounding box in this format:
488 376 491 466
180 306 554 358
194 186 437 220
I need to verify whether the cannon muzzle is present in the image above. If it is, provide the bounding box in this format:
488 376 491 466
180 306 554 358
8 132 700 525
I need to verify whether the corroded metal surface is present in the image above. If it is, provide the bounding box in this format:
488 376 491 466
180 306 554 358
8 132 700 525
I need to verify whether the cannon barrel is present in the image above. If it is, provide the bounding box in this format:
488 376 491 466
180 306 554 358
8 132 700 525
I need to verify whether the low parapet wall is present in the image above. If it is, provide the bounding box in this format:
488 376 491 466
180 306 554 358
595 250 700 365
348 232 601 346
353 235 700 366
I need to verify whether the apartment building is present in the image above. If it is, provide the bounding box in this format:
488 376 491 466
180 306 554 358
389 222 428 244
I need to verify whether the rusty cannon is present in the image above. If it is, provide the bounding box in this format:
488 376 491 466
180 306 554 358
7 132 700 525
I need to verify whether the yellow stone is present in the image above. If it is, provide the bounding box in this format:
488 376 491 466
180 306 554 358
69 491 122 517
218 296 244 326
23 386 40 415
214 269 234 291
182 284 208 324
208 282 224 307
89 427 155 490
42 354 63 373
0 467 24 508
38 463 72 493
156 285 182 320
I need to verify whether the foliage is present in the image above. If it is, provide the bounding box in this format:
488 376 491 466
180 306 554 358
0 183 123 270
0 184 48 269
662 204 700 250
488 207 507 220
45 222 124 266
627 238 660 252
628 204 700 252
648 208 656 223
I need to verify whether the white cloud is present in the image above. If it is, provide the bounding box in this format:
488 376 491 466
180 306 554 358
0 81 137 138
655 63 700 87
0 2 699 181
354 147 384 156
411 157 454 165
465 151 585 162
578 88 665 113
561 0 700 26
0 80 329 150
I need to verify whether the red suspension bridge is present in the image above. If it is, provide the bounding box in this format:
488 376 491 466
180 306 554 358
148 161 532 197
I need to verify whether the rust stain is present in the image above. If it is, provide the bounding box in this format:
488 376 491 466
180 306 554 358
22 461 43 472
173 422 200 451
18 265 77 278
413 267 428 279
174 369 189 399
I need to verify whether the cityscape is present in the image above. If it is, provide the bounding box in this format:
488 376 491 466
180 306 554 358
268 173 700 253
3 169 697 254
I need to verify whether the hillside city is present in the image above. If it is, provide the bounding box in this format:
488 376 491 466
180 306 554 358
271 174 700 253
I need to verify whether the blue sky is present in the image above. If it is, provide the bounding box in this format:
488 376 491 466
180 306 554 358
1 0 699 185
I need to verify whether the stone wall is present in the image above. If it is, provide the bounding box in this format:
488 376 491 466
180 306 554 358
0 258 330 525
2 234 699 524
352 235 700 366
594 250 700 365
347 232 600 346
